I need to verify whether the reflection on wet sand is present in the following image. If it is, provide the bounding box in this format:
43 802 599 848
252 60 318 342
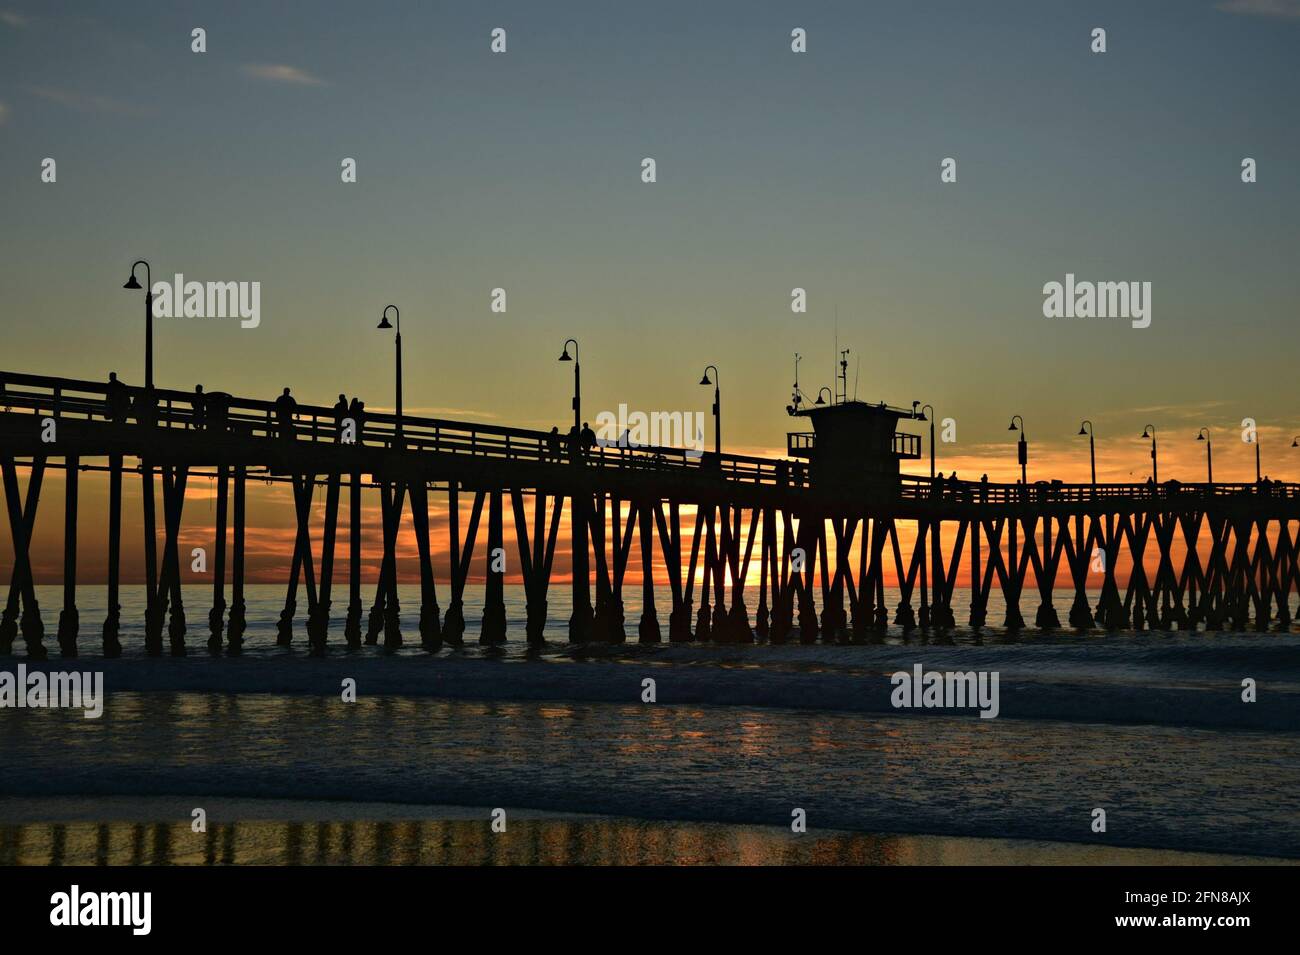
2 818 1291 866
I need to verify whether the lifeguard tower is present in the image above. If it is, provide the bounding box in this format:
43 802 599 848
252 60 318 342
785 350 923 487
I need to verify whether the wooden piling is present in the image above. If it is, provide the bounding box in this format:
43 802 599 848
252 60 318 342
56 454 78 656
226 464 247 654
103 452 123 657
208 464 228 654
480 487 507 645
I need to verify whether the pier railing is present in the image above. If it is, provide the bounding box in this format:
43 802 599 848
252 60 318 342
2 370 1297 503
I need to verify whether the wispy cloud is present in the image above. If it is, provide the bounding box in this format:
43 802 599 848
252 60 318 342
28 85 148 116
0 9 30 27
1216 0 1300 18
241 63 326 86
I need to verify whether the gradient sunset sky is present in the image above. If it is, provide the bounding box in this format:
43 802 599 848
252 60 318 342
2 0 1298 581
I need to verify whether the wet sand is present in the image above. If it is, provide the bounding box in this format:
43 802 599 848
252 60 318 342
1 797 1293 866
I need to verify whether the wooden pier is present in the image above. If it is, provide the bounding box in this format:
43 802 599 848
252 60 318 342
1 370 1297 660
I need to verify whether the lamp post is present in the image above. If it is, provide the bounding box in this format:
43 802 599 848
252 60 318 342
815 387 831 406
1197 428 1213 484
699 365 721 454
376 306 403 437
122 260 155 389
920 403 936 479
558 338 580 434
1008 415 1027 485
1142 425 1158 483
1255 430 1262 482
1078 420 1096 486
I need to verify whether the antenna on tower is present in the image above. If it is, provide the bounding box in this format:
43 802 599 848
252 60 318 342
786 352 803 416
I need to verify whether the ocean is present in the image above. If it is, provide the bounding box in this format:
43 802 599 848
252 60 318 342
2 584 1298 864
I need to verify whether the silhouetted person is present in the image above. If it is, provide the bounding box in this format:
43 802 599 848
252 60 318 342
275 387 297 440
206 391 230 432
980 473 988 502
547 426 562 462
106 372 129 424
346 397 366 443
581 422 597 456
567 424 580 461
333 394 349 442
792 462 805 487
191 385 207 429
776 460 789 486
132 387 157 427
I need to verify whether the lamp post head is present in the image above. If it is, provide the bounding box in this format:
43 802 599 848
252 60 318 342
1008 419 1019 432
1293 438 1299 448
559 338 578 362
378 305 398 330
1142 425 1155 439
124 259 150 290
377 315 392 329
699 373 712 386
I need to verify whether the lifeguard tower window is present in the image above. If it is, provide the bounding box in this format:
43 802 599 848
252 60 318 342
787 400 923 483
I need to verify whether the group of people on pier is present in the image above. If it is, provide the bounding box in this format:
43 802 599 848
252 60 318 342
102 373 369 444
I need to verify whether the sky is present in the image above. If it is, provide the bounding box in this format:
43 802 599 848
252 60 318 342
1 0 1299 583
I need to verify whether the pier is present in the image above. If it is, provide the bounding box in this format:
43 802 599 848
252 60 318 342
1 369 1297 660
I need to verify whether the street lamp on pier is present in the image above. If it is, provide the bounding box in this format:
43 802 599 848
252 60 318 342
699 365 721 454
376 306 403 438
919 403 936 479
122 260 155 390
1197 428 1213 484
1142 425 1158 483
558 339 580 434
1078 420 1096 486
1008 415 1027 485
